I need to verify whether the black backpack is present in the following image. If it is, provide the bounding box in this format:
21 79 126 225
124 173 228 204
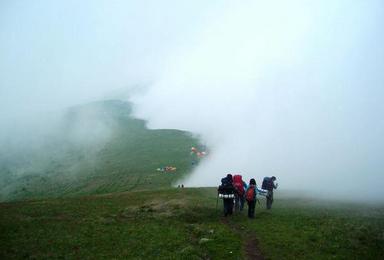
218 177 234 195
262 177 271 190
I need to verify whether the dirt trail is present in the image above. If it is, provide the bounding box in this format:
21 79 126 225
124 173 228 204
221 218 265 260
244 234 264 260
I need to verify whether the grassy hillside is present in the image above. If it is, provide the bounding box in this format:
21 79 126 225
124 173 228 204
1 100 383 259
1 188 383 259
0 100 200 201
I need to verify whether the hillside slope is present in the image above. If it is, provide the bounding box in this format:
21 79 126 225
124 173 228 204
0 100 200 201
1 188 383 259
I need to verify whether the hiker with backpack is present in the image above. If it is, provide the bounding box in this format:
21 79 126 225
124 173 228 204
218 174 236 216
262 176 278 209
233 174 247 212
245 178 266 218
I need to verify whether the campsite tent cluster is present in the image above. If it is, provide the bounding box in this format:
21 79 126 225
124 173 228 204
191 147 207 158
156 166 177 172
156 146 207 173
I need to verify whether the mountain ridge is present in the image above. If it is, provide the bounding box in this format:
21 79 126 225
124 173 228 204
0 100 200 201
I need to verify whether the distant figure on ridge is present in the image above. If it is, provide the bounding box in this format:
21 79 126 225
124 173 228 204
262 176 278 209
218 174 236 216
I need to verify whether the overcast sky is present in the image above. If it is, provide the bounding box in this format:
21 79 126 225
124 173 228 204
1 0 383 200
0 0 220 117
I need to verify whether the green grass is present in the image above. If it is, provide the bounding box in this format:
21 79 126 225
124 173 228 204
242 193 384 259
1 188 383 259
0 188 240 259
1 100 383 259
0 100 201 201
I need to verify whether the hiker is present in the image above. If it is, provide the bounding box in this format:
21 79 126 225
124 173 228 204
233 174 246 212
262 176 278 209
245 179 266 218
242 179 247 206
218 174 236 216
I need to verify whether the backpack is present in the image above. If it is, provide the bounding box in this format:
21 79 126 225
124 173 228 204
246 186 255 202
218 176 233 195
262 177 271 190
233 175 245 195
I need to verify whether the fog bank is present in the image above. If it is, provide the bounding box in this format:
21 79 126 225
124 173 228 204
132 0 384 201
1 1 383 201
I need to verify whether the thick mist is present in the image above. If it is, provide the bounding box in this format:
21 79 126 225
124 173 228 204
132 0 384 201
1 1 383 202
0 0 215 179
0 0 217 119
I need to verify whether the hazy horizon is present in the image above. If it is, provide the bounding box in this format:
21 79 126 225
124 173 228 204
1 0 383 201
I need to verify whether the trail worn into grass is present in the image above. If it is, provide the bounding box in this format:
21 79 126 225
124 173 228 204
244 234 264 260
222 217 265 260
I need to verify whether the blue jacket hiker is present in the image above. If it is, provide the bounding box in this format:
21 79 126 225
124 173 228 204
245 179 266 218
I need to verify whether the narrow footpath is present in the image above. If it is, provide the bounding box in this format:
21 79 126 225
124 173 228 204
221 217 265 260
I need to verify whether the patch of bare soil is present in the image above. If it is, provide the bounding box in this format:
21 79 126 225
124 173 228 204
244 234 264 260
221 217 265 260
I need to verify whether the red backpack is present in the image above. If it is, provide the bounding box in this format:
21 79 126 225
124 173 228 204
233 175 244 195
246 186 255 202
